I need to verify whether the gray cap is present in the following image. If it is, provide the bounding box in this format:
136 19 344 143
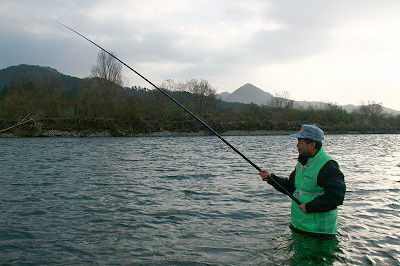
290 124 324 142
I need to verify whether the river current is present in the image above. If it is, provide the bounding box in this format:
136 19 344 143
1 134 399 265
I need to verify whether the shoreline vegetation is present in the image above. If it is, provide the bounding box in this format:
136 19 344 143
2 129 400 138
0 129 290 138
1 86 400 138
1 117 399 138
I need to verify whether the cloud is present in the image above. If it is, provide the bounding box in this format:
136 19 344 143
1 0 400 109
244 27 331 63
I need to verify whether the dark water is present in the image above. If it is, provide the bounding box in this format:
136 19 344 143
1 135 399 265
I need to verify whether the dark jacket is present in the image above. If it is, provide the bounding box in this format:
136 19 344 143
267 157 346 213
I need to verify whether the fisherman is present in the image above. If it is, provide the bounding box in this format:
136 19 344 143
259 124 346 239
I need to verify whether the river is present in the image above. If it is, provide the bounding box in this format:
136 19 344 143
1 134 399 265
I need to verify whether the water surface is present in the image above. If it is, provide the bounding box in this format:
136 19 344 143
1 135 399 265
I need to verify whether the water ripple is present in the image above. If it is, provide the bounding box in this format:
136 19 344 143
1 135 400 264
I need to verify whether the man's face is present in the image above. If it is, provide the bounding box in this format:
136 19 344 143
296 138 314 157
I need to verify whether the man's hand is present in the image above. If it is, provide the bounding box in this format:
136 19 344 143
299 204 308 213
259 169 271 181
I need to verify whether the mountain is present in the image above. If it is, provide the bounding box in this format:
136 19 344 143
218 83 274 105
342 104 400 115
0 64 89 95
292 101 400 115
216 91 230 100
219 84 400 115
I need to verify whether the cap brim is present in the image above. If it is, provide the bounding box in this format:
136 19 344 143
290 132 306 139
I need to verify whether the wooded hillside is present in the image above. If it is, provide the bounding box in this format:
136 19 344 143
1 65 399 136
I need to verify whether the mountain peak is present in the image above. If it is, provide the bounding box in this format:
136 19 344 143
237 83 262 91
220 83 274 105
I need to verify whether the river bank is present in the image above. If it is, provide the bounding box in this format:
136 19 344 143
1 128 400 138
0 129 293 138
1 116 400 137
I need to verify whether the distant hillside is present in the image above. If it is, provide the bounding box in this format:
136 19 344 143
294 101 400 115
2 65 399 117
341 104 400 115
219 83 274 105
0 64 89 95
217 91 230 100
219 84 400 115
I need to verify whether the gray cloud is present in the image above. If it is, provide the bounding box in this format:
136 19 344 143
0 1 335 74
1 0 400 110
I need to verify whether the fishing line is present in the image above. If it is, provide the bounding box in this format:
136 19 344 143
52 19 301 205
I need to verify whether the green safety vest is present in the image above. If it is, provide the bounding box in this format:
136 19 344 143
291 148 338 234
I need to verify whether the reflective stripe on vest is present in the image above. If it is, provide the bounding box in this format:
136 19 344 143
291 148 339 234
294 190 324 198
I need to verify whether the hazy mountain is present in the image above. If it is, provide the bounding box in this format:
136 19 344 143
219 83 274 105
293 101 326 109
341 104 360 113
292 101 399 115
343 104 400 115
219 84 400 115
216 91 230 100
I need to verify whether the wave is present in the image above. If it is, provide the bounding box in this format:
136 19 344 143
346 188 400 193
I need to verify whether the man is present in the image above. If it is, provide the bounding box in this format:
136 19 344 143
259 124 345 239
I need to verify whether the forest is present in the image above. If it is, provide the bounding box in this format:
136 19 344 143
1 53 399 137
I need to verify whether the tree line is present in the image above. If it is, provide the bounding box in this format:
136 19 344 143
1 52 399 136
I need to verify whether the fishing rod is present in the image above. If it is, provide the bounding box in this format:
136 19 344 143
52 19 301 205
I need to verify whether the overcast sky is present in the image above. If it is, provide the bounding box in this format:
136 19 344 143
1 0 400 110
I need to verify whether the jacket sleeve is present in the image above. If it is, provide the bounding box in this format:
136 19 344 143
306 160 346 213
267 170 296 196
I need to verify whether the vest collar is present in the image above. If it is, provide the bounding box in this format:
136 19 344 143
307 147 325 164
297 148 326 170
